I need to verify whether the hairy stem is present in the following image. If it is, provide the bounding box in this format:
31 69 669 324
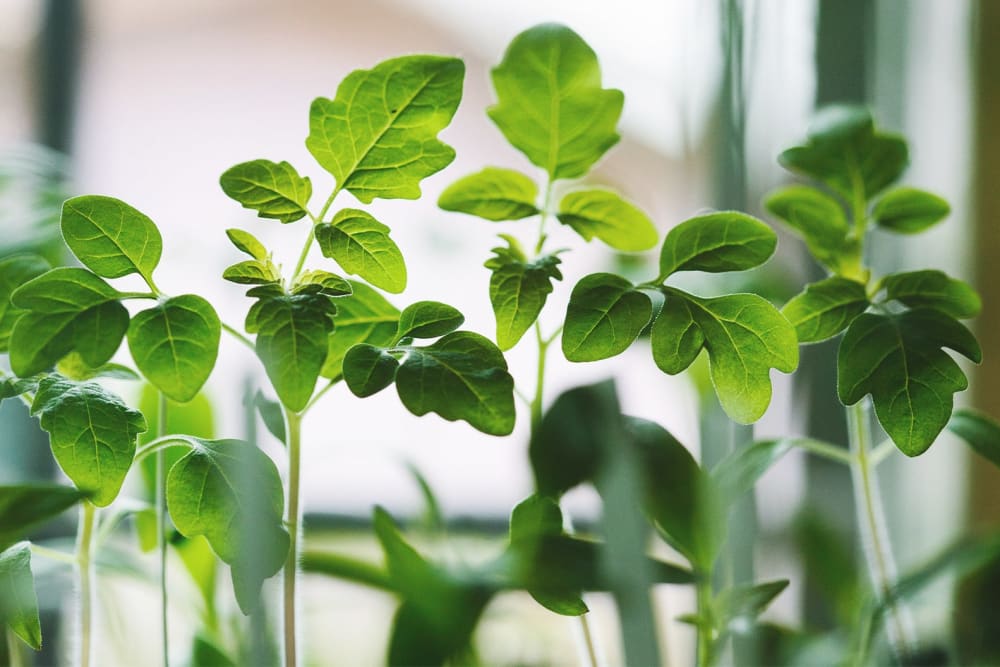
283 408 303 667
76 502 96 667
847 400 913 660
157 392 170 667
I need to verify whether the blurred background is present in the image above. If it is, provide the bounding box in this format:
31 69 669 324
1 0 997 665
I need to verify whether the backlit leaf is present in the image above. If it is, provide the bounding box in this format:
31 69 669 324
489 23 623 179
763 185 855 274
486 238 562 350
658 212 776 278
395 301 464 340
0 542 41 650
557 189 657 251
782 277 869 343
0 485 84 544
61 195 162 285
225 228 268 261
10 300 129 377
883 270 980 319
292 270 353 297
315 209 406 293
562 273 651 362
948 409 1000 470
321 281 399 379
222 260 280 285
438 167 540 221
11 267 120 312
219 159 311 223
872 187 949 234
0 254 50 351
306 56 464 202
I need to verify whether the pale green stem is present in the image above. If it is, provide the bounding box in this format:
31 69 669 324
304 378 340 412
847 400 913 661
529 322 549 433
221 321 255 352
6 627 25 667
292 185 343 284
695 577 713 667
118 291 159 300
869 439 896 468
77 502 96 667
157 392 170 667
793 437 855 466
283 408 304 667
576 611 601 667
535 180 554 255
30 543 76 566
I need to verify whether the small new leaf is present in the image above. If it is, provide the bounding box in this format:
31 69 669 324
557 189 657 252
292 270 353 297
225 228 268 261
321 281 400 379
438 167 540 221
883 270 981 320
222 260 280 285
166 437 290 614
486 238 562 350
873 187 950 234
782 277 869 343
562 273 651 362
838 309 981 456
315 209 407 293
127 295 221 403
219 159 312 223
0 485 84 545
61 195 162 286
306 55 464 202
0 254 50 351
343 344 400 397
0 542 41 650
489 23 623 179
658 212 776 278
763 185 854 274
31 376 146 506
396 301 464 340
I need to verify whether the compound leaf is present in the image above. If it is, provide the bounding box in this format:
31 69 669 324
486 238 562 351
0 255 50 352
883 270 981 320
321 281 399 379
306 55 464 202
396 301 464 340
219 159 311 223
838 309 981 456
315 209 406 293
557 189 657 251
31 376 146 506
438 167 540 221
872 187 950 234
489 23 623 180
562 273 651 362
782 277 869 343
61 195 162 285
0 542 41 650
658 212 776 278
127 295 221 403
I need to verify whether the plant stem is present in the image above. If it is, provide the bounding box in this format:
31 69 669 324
30 543 77 566
6 627 25 667
293 185 343 284
283 408 303 667
157 391 170 667
529 322 549 433
222 321 255 352
695 576 713 667
847 400 913 660
77 502 96 667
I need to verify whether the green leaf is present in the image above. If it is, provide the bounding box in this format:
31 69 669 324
61 195 162 285
292 270 353 297
191 634 237 667
127 295 221 403
711 438 794 505
254 295 336 412
321 281 399 379
0 485 84 544
658 212 776 278
219 159 312 223
222 260 280 285
438 167 540 221
557 189 658 251
782 277 869 343
31 376 146 506
714 580 789 629
778 105 908 201
315 209 407 293
486 238 562 351
165 437 289 615
0 542 41 650
225 228 268 261
562 273 651 362
395 332 515 436
11 267 121 312
948 409 1000 469
395 301 464 340
0 254 50 351
0 378 37 403
342 344 400 397
488 23 623 179
56 354 140 382
653 291 799 424
251 390 286 445
883 270 981 319
763 185 854 273
872 187 950 234
838 309 981 456
306 55 464 202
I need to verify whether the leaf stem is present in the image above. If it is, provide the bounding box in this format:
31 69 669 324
869 438 896 468
77 501 96 667
304 378 340 412
577 613 602 667
529 322 550 432
847 400 913 660
118 291 159 300
536 179 554 255
156 392 170 667
134 437 189 465
221 321 255 352
792 437 855 466
30 543 77 566
283 407 304 667
293 185 343 284
695 576 714 667
6 627 25 667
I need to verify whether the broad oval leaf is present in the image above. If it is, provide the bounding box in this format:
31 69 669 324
225 228 268 260
306 55 464 202
487 240 562 351
61 195 162 285
10 300 129 377
488 23 623 179
650 296 704 374
562 273 651 362
321 281 400 379
782 277 869 343
396 301 464 340
395 332 515 436
343 344 400 397
219 159 312 223
0 254 50 351
127 295 221 403
763 185 854 273
872 187 950 234
30 376 146 506
557 189 657 251
315 209 407 293
948 409 1000 469
658 212 776 278
655 290 799 424
0 485 84 545
11 267 120 312
254 294 336 412
165 436 290 614
883 270 981 320
292 270 353 297
438 167 540 221
222 260 280 285
0 542 41 650
838 309 981 456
